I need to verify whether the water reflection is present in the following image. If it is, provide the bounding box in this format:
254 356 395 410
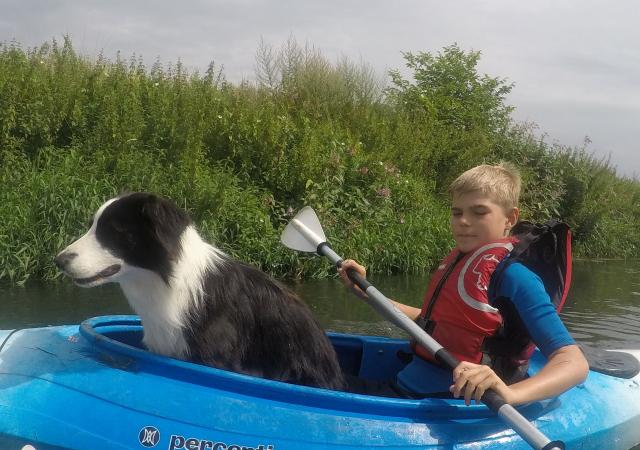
0 260 639 351
562 260 640 349
0 282 129 329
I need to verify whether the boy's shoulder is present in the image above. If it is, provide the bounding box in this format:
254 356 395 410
500 261 541 283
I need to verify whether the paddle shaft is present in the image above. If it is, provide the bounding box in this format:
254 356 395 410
317 242 564 450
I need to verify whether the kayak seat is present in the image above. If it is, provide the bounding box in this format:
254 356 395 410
582 346 640 379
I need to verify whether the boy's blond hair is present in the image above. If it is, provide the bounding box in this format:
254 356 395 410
449 163 521 211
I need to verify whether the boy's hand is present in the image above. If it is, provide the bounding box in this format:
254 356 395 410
337 259 369 299
450 361 513 406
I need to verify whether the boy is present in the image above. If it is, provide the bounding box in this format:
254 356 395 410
339 163 588 405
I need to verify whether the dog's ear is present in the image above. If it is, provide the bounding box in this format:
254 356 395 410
141 195 191 259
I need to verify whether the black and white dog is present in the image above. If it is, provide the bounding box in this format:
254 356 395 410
55 192 345 390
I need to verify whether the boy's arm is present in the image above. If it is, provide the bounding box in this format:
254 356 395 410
451 344 588 406
491 263 588 403
338 260 422 320
505 344 588 405
389 300 422 321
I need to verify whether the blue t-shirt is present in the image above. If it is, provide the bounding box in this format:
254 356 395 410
495 262 574 357
396 262 574 393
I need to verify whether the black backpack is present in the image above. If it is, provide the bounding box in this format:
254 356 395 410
483 220 572 382
492 220 572 311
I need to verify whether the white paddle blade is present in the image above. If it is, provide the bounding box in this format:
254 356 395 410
281 206 327 252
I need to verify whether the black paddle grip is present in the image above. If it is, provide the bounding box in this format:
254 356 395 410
347 269 372 292
480 389 506 413
434 348 460 370
541 441 566 450
435 351 512 420
331 252 372 293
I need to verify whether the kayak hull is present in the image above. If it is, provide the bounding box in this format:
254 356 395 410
1 315 639 450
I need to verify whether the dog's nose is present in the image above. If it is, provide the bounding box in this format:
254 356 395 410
54 252 77 269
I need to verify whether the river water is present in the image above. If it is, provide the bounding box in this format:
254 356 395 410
1 260 639 351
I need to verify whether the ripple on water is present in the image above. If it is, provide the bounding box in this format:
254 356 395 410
562 307 640 350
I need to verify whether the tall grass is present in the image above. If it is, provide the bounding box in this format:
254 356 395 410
1 37 638 285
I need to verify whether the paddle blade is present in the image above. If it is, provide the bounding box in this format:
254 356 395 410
281 206 327 252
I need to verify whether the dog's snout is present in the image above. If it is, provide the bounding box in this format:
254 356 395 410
54 251 77 269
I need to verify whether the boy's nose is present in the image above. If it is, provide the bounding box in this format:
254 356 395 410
457 215 471 226
54 251 77 269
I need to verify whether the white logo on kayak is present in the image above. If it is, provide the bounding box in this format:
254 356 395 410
139 426 160 447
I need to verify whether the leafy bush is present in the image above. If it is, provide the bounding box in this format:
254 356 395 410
1 37 638 284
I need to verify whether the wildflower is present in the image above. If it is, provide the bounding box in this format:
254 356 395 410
384 163 400 176
286 206 294 216
376 187 391 199
217 115 223 119
154 82 159 87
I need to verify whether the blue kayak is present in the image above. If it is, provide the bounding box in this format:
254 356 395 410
1 315 639 450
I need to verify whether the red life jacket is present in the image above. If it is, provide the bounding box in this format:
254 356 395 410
414 238 516 365
414 221 572 380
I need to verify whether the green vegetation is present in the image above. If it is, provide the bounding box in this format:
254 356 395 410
1 37 638 285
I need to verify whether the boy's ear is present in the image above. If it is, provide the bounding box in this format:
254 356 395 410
506 207 520 230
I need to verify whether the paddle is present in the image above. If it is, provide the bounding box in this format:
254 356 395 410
281 206 565 450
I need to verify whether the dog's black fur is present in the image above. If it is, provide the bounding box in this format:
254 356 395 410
192 261 344 388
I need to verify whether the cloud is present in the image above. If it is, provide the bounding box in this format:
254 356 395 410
1 0 638 176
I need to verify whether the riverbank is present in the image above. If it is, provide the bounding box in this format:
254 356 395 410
1 37 639 284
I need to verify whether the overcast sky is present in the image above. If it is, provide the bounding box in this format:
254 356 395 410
2 0 639 177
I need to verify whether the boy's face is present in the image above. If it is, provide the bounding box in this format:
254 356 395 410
450 190 519 253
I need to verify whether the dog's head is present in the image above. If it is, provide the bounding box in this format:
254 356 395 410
55 193 191 287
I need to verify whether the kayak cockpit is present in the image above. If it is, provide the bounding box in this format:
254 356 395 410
78 315 556 420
